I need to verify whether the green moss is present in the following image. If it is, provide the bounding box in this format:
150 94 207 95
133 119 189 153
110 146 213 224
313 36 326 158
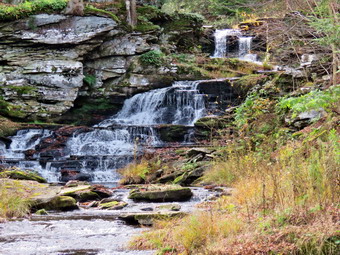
35 209 48 215
43 196 78 211
83 74 96 88
135 20 160 32
84 5 120 22
100 201 127 209
0 0 68 21
0 96 27 119
1 170 47 183
7 85 36 96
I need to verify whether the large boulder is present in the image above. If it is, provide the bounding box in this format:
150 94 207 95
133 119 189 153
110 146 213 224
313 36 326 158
0 170 47 183
34 196 78 211
129 184 193 202
119 211 186 226
9 15 117 44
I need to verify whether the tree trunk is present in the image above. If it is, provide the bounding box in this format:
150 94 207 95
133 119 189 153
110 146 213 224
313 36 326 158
65 0 84 16
126 0 137 27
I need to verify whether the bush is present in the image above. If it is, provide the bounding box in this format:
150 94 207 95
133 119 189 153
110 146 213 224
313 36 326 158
139 50 165 67
278 85 340 118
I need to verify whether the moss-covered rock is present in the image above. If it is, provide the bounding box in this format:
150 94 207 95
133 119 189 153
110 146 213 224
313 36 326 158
158 125 190 142
129 184 193 202
99 201 128 210
35 209 48 215
35 196 78 211
1 170 47 183
119 211 186 226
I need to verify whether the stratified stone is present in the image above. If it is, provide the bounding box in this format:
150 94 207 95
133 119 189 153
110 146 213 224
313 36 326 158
128 184 193 202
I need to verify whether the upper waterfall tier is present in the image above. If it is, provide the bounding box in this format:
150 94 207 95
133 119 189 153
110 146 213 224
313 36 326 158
212 29 242 58
98 81 206 127
212 29 258 62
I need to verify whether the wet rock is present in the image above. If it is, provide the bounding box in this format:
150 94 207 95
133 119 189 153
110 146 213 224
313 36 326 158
100 197 122 203
129 184 193 202
35 209 48 215
119 211 186 226
65 180 90 187
141 207 154 211
60 186 100 202
35 196 78 211
91 185 113 198
156 203 181 212
187 148 215 157
1 170 47 183
60 171 92 183
99 201 128 210
157 125 190 142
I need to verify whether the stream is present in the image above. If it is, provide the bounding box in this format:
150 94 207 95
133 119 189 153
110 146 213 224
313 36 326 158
0 29 246 255
0 187 218 255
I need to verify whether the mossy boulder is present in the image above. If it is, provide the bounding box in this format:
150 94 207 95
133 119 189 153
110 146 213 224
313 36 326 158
35 209 48 215
35 196 78 211
129 184 193 202
158 125 190 142
119 211 186 226
99 201 128 210
1 170 47 183
59 185 100 202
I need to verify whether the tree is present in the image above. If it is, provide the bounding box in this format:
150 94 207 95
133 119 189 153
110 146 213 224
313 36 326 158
126 0 137 27
307 0 339 86
65 0 84 16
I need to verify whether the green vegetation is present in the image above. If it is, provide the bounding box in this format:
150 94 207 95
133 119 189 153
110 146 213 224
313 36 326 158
0 0 67 21
278 85 340 118
118 158 162 184
139 50 165 67
83 74 97 88
1 169 47 183
84 5 120 22
0 179 32 221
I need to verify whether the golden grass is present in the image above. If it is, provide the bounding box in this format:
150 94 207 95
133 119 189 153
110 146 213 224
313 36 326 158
129 129 340 254
0 179 32 221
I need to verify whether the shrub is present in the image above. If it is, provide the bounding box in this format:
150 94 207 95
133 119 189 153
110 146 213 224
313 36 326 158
139 50 165 67
278 85 340 118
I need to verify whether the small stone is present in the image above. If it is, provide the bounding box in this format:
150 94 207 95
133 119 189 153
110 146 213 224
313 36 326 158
35 209 48 215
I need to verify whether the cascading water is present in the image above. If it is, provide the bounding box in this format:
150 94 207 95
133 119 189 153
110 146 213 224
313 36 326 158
212 29 259 62
238 36 258 62
0 81 206 184
212 29 241 58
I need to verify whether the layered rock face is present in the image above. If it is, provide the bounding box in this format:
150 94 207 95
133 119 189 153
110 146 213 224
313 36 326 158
0 13 202 121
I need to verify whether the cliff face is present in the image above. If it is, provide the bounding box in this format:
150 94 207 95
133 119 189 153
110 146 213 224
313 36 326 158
0 13 202 121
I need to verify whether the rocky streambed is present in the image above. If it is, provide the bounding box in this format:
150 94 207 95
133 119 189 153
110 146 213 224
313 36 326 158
0 177 225 255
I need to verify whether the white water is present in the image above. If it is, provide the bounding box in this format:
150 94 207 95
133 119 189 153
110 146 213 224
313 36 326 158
212 29 241 58
1 81 207 183
238 36 258 62
4 129 52 159
212 29 259 63
99 81 205 127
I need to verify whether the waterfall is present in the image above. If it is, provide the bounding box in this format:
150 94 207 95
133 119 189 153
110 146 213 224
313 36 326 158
99 81 205 127
212 29 258 62
1 81 207 184
212 29 241 58
238 36 258 62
